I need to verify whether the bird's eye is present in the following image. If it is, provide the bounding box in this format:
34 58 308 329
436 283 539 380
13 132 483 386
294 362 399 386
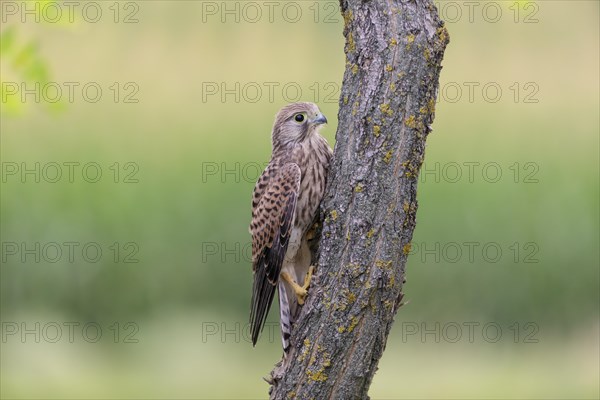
294 113 305 123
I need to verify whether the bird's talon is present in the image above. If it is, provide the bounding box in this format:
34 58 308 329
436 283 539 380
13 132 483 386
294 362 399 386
297 266 315 304
302 265 315 289
281 268 315 305
296 289 307 305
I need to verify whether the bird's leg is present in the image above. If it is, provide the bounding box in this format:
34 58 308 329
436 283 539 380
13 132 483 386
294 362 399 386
302 265 315 291
281 272 307 304
281 267 315 305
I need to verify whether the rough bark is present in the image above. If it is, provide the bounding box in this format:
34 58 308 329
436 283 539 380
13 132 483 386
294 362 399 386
269 1 449 399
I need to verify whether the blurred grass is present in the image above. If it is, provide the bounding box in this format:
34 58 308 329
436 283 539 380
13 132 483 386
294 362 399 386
1 1 599 399
1 312 597 399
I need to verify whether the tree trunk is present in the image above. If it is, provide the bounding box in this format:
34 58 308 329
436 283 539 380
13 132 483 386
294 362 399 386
269 1 449 398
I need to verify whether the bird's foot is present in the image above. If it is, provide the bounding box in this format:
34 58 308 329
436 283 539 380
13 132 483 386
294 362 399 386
281 267 316 305
296 287 308 305
302 265 315 290
296 266 316 305
281 272 307 304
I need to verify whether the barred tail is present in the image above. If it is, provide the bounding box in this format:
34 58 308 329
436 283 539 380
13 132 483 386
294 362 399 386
278 280 293 354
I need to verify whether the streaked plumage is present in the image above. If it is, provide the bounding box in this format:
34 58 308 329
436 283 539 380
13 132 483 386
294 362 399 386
249 102 333 356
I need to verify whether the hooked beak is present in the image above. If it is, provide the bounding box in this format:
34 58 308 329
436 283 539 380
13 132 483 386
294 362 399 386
311 113 328 125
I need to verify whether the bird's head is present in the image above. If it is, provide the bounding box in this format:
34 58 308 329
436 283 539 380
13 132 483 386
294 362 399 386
271 102 328 148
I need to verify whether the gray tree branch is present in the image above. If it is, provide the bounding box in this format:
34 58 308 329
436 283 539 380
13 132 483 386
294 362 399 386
269 1 449 398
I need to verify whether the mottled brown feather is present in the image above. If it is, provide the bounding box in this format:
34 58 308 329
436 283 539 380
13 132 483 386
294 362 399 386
249 163 301 345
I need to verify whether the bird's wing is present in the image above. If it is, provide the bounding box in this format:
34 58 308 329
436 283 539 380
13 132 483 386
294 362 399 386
249 162 301 346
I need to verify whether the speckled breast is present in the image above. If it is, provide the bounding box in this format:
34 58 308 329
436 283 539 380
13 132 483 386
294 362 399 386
292 136 332 231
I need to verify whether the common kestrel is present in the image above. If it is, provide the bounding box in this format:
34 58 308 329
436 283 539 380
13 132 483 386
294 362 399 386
249 102 333 356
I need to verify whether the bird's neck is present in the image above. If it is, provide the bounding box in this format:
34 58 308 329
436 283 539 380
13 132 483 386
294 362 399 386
272 133 324 161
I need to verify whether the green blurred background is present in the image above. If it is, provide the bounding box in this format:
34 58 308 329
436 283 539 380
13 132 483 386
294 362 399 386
1 1 598 399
